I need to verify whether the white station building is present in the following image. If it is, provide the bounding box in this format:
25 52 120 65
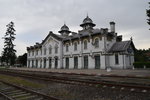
27 16 135 69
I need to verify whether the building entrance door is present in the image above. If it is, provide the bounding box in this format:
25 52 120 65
95 55 100 69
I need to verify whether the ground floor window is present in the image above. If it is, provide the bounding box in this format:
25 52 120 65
28 60 30 67
84 56 88 69
43 58 46 68
55 57 58 69
129 55 131 65
40 60 42 68
32 60 34 68
115 54 119 64
74 57 78 69
65 57 69 69
95 55 100 69
49 58 52 68
36 60 38 68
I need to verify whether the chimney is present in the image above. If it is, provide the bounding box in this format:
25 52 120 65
110 21 115 33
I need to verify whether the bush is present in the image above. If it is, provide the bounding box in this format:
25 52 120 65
133 62 150 68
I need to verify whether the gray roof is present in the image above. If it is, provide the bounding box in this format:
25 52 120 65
63 28 102 41
109 40 135 52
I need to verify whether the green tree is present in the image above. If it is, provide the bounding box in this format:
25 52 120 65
1 21 16 66
147 2 150 28
17 53 27 66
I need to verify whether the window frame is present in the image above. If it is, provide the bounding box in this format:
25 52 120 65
74 42 77 51
55 44 58 54
66 44 69 52
84 40 88 50
115 53 119 65
94 38 99 48
49 46 52 54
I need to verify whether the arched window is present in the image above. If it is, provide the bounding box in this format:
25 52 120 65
40 49 42 55
84 40 88 49
32 51 34 56
44 48 46 55
66 44 69 52
74 42 77 51
94 38 99 48
55 44 58 53
49 45 52 54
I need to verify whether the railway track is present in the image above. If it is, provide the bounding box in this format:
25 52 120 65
0 69 150 93
0 80 59 100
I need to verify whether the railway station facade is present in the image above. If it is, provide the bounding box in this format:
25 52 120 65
27 16 135 69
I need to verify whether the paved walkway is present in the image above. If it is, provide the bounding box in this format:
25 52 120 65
10 67 150 77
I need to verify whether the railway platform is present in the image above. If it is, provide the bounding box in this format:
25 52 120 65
9 67 150 78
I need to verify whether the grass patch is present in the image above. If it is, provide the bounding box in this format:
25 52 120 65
0 74 45 88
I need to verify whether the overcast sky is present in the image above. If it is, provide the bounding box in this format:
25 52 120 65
0 0 149 56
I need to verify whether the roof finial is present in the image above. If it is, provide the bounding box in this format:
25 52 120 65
87 12 89 18
64 21 66 25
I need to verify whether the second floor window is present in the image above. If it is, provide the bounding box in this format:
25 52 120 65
40 49 42 55
44 48 46 55
32 51 34 56
36 50 38 55
55 44 58 54
74 42 77 51
49 46 52 54
66 44 69 52
94 38 99 48
84 40 87 49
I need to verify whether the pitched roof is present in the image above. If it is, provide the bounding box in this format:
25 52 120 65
41 31 63 45
109 40 135 52
63 28 102 41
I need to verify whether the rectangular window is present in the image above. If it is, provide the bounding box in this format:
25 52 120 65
36 60 38 68
28 60 30 67
66 45 69 52
41 49 42 55
55 58 58 68
74 57 78 69
49 48 52 54
49 58 52 68
40 60 42 68
32 60 34 68
55 47 58 54
36 50 38 55
43 58 46 68
115 54 119 64
74 43 77 51
65 57 69 69
44 48 46 55
84 56 88 69
32 51 34 56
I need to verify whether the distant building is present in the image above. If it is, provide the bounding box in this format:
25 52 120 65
27 15 135 69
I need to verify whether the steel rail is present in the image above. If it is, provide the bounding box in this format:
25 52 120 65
0 70 150 92
0 80 60 100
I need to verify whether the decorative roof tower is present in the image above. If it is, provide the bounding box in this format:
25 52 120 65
58 24 71 37
80 15 96 30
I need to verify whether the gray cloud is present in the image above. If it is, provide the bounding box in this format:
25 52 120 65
0 0 149 56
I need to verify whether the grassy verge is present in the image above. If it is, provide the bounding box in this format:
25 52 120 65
0 74 45 88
